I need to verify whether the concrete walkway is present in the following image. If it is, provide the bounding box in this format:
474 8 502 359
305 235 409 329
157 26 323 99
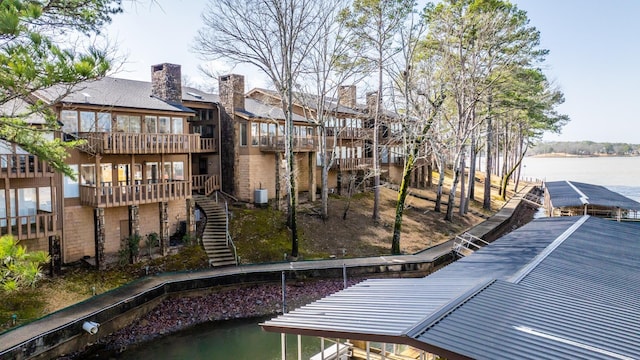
0 185 535 357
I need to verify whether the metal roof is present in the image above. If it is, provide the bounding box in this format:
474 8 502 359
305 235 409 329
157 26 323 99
248 88 363 116
261 216 640 359
546 180 640 211
236 98 308 122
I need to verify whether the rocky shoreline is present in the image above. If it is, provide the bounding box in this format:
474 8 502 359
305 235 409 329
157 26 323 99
67 277 364 358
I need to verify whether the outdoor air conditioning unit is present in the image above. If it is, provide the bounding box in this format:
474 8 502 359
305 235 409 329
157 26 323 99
254 189 268 206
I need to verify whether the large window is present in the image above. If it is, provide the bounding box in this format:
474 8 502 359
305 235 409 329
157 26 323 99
173 162 184 180
80 164 96 185
97 112 111 132
172 117 183 134
145 116 158 133
60 110 78 134
158 116 170 133
116 115 141 133
251 123 259 146
80 111 96 132
64 165 79 198
240 123 247 146
38 188 52 212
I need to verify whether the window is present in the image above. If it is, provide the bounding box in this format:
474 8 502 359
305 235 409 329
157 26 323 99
117 115 141 133
251 123 258 146
260 122 268 145
80 111 95 132
100 164 112 186
240 123 247 146
172 117 183 134
159 117 170 133
64 165 79 198
38 187 52 212
80 164 96 185
163 162 172 181
97 112 111 132
145 162 158 183
145 116 158 133
18 188 37 224
60 110 78 134
173 162 184 180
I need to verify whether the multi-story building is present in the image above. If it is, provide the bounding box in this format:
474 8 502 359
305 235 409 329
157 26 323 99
1 62 430 268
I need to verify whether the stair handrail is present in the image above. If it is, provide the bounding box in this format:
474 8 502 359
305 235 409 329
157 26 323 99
453 232 489 257
223 200 238 265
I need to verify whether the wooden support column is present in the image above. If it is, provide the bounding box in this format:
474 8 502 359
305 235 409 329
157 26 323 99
186 198 195 237
159 202 169 256
308 152 316 202
94 208 106 270
128 205 139 236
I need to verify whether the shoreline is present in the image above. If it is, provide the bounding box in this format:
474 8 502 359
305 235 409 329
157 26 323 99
529 153 640 158
64 278 365 358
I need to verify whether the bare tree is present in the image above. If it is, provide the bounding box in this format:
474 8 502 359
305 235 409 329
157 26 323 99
194 0 334 259
340 0 415 222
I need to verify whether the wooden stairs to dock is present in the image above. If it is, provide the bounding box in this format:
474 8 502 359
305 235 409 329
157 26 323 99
193 194 237 267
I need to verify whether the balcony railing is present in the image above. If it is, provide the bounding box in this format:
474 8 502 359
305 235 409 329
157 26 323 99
0 154 54 178
76 133 202 154
333 158 374 171
259 135 317 152
325 127 371 139
0 213 56 240
192 175 220 195
198 137 218 152
80 181 190 208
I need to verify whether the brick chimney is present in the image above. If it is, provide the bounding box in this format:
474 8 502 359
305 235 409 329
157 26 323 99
366 91 381 114
219 74 245 112
151 63 182 103
338 85 357 108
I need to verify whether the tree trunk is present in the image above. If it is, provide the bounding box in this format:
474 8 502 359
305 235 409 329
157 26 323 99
458 149 466 216
435 158 445 212
445 156 460 221
427 154 433 187
321 129 329 219
466 135 477 213
391 156 414 255
483 109 492 210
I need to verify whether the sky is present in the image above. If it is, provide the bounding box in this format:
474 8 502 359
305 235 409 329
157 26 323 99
103 0 640 144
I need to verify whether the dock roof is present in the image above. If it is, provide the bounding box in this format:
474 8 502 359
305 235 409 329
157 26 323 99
261 216 640 359
545 180 640 211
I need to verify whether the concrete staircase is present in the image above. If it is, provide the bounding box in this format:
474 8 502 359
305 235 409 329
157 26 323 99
193 194 237 267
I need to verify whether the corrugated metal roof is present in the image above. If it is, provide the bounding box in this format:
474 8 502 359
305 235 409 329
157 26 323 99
261 217 640 359
546 180 640 211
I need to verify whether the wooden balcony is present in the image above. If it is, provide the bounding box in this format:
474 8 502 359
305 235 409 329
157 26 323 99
326 127 371 139
333 158 374 171
0 154 54 178
79 181 190 208
197 137 218 153
192 175 220 195
0 213 56 240
76 133 202 154
259 136 317 153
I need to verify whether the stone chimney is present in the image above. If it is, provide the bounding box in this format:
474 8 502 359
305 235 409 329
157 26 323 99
338 85 357 108
366 91 381 114
219 74 245 112
151 63 182 103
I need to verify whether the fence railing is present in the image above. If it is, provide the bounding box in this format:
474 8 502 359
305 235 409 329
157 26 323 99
80 181 190 207
258 135 317 152
0 213 56 240
76 133 201 154
0 154 54 178
198 137 218 152
333 158 373 171
192 175 220 196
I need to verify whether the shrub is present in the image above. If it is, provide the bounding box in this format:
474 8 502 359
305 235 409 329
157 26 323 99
0 235 50 292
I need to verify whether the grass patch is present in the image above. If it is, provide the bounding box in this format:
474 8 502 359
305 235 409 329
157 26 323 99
0 288 46 332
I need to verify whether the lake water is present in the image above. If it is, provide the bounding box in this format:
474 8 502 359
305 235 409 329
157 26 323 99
521 156 640 201
111 156 640 359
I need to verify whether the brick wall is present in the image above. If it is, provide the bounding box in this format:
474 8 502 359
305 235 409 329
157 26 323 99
62 206 95 262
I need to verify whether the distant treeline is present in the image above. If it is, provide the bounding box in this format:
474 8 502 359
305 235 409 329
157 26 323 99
529 141 640 156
